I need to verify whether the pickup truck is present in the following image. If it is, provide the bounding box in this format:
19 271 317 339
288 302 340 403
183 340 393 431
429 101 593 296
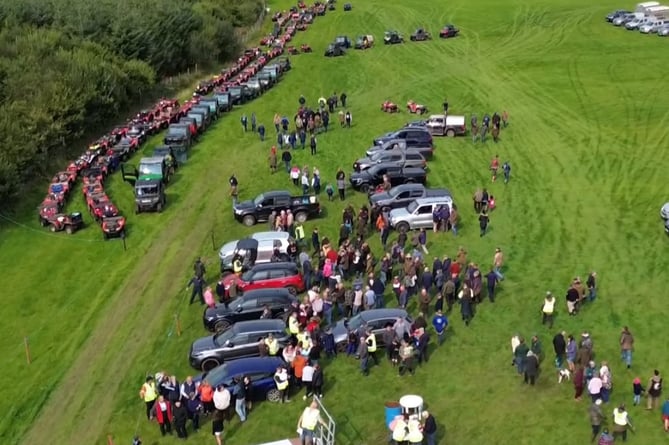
424 114 467 137
369 184 451 210
365 138 434 159
349 163 427 193
353 148 426 172
233 190 322 226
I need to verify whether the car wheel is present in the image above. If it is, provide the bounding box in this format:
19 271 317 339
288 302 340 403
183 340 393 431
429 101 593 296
360 184 370 193
201 358 220 372
446 129 455 137
214 320 231 332
157 202 163 213
285 286 297 295
294 211 308 223
396 222 410 233
242 215 256 226
266 388 282 403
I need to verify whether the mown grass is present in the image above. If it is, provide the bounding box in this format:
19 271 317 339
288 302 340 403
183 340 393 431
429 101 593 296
2 0 669 444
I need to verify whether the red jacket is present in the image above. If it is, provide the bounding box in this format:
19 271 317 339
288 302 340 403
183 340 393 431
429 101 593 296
154 401 173 424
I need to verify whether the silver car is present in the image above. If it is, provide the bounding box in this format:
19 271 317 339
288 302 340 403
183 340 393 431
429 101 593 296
389 196 454 232
639 21 666 33
353 148 426 172
658 24 669 35
219 231 290 268
613 14 636 26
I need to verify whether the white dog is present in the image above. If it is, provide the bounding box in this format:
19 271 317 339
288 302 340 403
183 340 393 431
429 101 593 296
558 368 571 383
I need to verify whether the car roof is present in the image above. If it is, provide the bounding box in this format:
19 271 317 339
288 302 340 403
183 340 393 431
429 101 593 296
231 319 286 333
413 196 453 205
213 357 284 379
251 262 298 271
237 238 259 250
360 308 408 322
238 288 292 299
252 231 291 242
139 157 164 164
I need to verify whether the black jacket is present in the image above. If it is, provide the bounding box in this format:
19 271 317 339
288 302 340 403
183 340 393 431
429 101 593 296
525 354 539 376
553 334 566 355
173 404 188 425
423 414 437 434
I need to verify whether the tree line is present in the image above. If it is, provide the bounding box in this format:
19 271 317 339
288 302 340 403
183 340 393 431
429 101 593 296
0 0 264 203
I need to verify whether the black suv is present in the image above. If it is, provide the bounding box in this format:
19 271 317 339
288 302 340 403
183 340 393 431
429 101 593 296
374 127 434 148
349 163 427 193
189 319 290 371
203 288 297 332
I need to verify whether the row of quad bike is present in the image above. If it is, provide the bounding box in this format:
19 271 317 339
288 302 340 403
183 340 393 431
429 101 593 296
381 100 429 115
38 3 325 239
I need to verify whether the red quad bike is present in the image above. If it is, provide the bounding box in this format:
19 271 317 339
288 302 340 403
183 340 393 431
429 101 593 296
296 22 307 31
46 212 84 234
287 46 299 55
381 101 399 113
101 215 126 240
301 44 312 53
52 171 76 187
407 100 429 115
38 200 61 226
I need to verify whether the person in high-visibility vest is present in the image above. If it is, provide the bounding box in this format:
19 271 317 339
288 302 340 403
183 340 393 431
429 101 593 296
542 292 556 328
612 404 632 442
288 313 300 335
274 366 290 403
265 333 279 356
406 417 424 444
139 376 158 420
391 414 409 445
297 400 326 444
366 330 378 366
295 223 306 248
233 255 243 275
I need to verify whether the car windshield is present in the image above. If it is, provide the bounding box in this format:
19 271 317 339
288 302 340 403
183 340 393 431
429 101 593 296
213 328 235 346
253 194 265 206
203 362 230 385
406 201 419 213
139 163 162 175
136 185 159 196
388 187 404 198
346 313 365 330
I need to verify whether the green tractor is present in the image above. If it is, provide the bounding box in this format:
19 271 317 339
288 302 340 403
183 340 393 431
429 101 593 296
121 158 169 214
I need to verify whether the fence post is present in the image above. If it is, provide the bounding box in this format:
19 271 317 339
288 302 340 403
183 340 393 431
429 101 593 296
24 336 31 365
175 314 182 337
211 230 216 251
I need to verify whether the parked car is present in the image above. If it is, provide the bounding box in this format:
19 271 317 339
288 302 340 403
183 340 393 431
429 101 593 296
389 196 454 232
195 356 286 402
384 31 404 44
190 319 290 371
349 163 427 193
625 16 651 30
606 9 631 21
354 34 374 49
331 308 412 349
365 138 434 159
324 44 345 57
221 262 305 297
203 288 297 332
369 184 451 210
613 13 641 26
219 231 291 272
212 92 233 112
373 127 434 150
233 190 321 227
410 28 431 41
658 24 669 35
424 114 467 137
334 36 352 48
640 19 667 32
439 24 459 38
353 148 426 172
660 202 669 219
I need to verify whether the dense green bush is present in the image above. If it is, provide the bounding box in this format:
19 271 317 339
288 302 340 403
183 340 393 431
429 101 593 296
0 0 263 203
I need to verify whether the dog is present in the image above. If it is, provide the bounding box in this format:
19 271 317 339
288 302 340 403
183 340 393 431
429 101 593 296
558 368 571 383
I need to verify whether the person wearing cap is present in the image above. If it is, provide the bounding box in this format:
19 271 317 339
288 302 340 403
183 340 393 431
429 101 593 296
589 399 605 442
542 292 556 328
421 411 437 445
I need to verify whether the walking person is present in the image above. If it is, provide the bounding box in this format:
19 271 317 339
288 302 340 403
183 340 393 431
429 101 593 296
340 92 347 107
432 310 448 345
173 399 189 439
345 110 352 128
212 408 225 445
478 210 489 237
251 112 257 132
232 377 247 422
139 376 158 420
358 331 370 376
612 404 632 442
297 400 327 445
502 161 511 184
240 114 248 132
620 326 634 369
258 123 265 141
553 331 566 369
269 146 278 173
229 174 239 204
632 377 645 406
524 351 539 386
449 204 459 236
662 396 669 431
587 272 597 302
493 247 504 280
187 275 205 305
589 399 605 442
502 110 509 127
282 149 292 173
310 134 317 155
336 169 346 200
647 369 663 410
366 328 379 365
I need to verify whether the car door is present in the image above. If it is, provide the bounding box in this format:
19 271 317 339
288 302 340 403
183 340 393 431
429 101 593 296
393 190 412 207
235 296 261 321
386 166 403 185
414 204 434 228
228 333 251 360
245 371 274 401
268 268 289 288
409 188 424 201
256 197 275 222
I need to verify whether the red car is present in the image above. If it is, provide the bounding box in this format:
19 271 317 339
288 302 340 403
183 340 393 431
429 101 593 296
222 262 305 297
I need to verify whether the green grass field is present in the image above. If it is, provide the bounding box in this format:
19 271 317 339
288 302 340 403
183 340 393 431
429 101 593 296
2 0 669 444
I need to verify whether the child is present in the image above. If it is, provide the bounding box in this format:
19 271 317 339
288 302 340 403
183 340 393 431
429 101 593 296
325 183 334 201
488 195 496 211
633 377 645 405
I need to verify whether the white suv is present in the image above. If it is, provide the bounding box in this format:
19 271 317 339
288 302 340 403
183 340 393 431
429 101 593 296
389 197 454 232
640 20 667 33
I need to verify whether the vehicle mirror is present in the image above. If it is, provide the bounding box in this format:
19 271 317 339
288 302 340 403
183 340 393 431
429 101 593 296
225 340 234 347
236 305 243 312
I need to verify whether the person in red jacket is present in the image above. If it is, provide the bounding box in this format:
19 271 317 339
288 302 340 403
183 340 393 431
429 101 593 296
151 395 173 436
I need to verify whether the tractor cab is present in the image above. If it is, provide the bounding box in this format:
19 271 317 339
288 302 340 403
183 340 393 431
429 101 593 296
137 157 169 183
134 179 166 214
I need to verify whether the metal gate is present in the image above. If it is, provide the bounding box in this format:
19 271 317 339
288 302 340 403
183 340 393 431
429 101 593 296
314 396 336 445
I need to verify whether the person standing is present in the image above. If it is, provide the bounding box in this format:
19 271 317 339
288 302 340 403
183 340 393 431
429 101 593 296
298 400 326 445
432 310 448 345
553 331 566 368
345 111 352 128
312 364 324 398
151 395 173 436
186 392 202 432
240 114 248 132
232 377 247 422
485 268 498 302
449 204 459 236
398 339 415 376
269 146 278 173
310 134 317 155
492 248 504 280
632 377 645 406
524 351 539 385
173 399 188 439
274 365 290 403
647 369 663 410
366 329 379 365
358 334 370 376
229 174 238 204
251 112 257 132
421 411 437 445
198 379 214 415
282 149 292 173
258 123 266 141
212 408 225 445
542 292 556 328
620 326 634 369
336 169 346 200
514 337 529 376
139 376 158 420
589 399 605 442
502 161 511 184
588 373 603 403
340 92 347 107
213 385 231 420
587 271 597 302
612 404 632 442
478 210 489 237
187 275 205 305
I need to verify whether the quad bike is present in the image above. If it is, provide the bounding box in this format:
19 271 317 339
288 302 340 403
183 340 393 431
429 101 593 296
47 213 84 234
101 215 126 240
301 44 312 53
407 100 428 115
381 101 399 113
287 46 299 55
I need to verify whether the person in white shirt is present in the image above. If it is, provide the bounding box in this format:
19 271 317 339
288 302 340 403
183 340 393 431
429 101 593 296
302 362 315 399
213 385 231 417
588 375 603 403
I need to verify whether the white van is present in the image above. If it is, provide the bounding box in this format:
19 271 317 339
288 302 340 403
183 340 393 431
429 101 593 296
636 1 660 13
645 5 669 17
639 18 668 32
